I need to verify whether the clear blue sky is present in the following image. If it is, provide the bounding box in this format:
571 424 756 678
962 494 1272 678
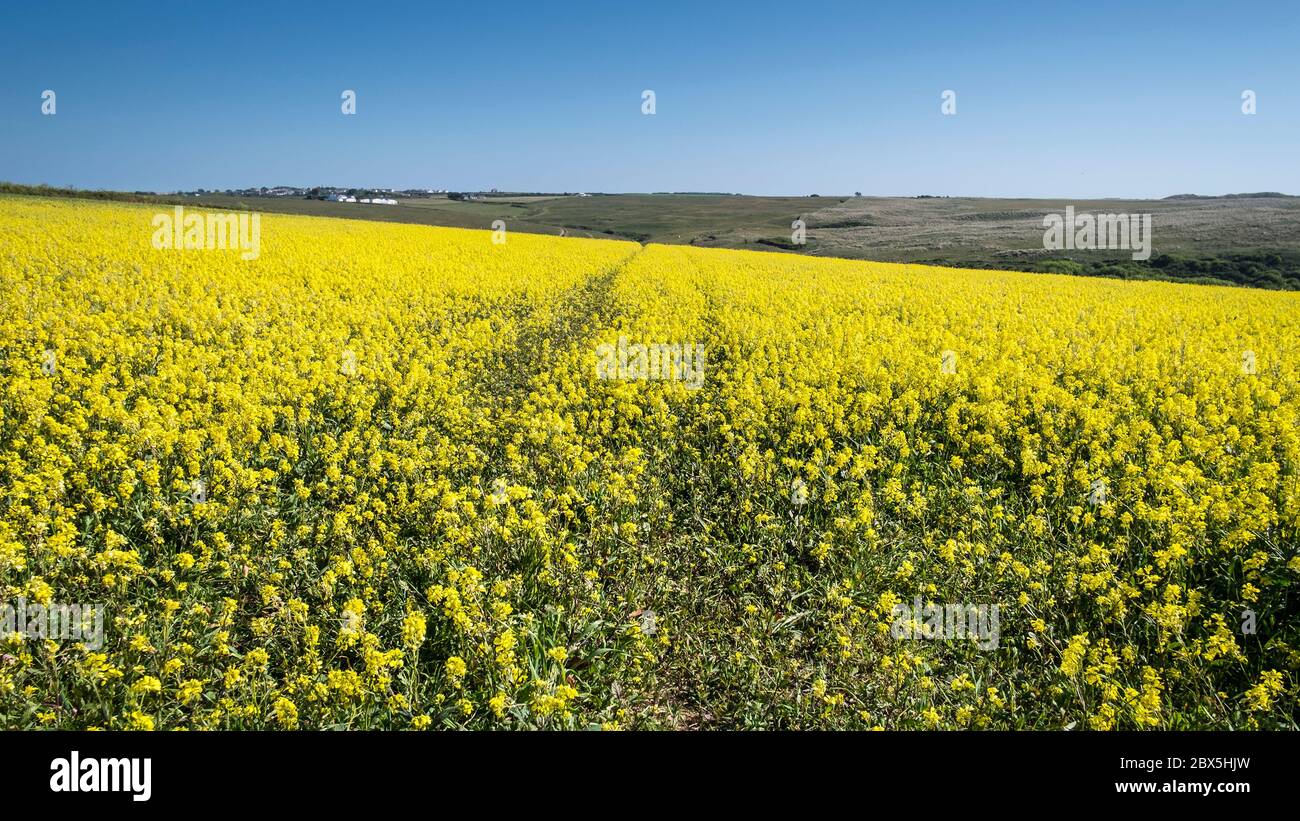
2 0 1296 197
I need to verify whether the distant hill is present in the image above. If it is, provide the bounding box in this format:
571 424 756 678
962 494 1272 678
1164 192 1293 200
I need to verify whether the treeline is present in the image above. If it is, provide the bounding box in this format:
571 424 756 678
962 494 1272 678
950 252 1300 291
0 182 172 204
1028 253 1300 290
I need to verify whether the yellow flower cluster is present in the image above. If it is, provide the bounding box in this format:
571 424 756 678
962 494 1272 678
1 196 1296 729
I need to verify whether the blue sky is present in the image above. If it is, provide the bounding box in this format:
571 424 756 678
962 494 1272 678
2 0 1297 197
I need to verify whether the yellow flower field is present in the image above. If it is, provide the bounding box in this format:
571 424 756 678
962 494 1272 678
1 195 1297 729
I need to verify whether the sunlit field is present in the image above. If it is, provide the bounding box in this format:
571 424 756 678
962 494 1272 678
2 195 1297 729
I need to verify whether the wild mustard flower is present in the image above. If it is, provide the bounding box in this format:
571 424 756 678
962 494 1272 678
273 697 299 728
402 612 427 650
